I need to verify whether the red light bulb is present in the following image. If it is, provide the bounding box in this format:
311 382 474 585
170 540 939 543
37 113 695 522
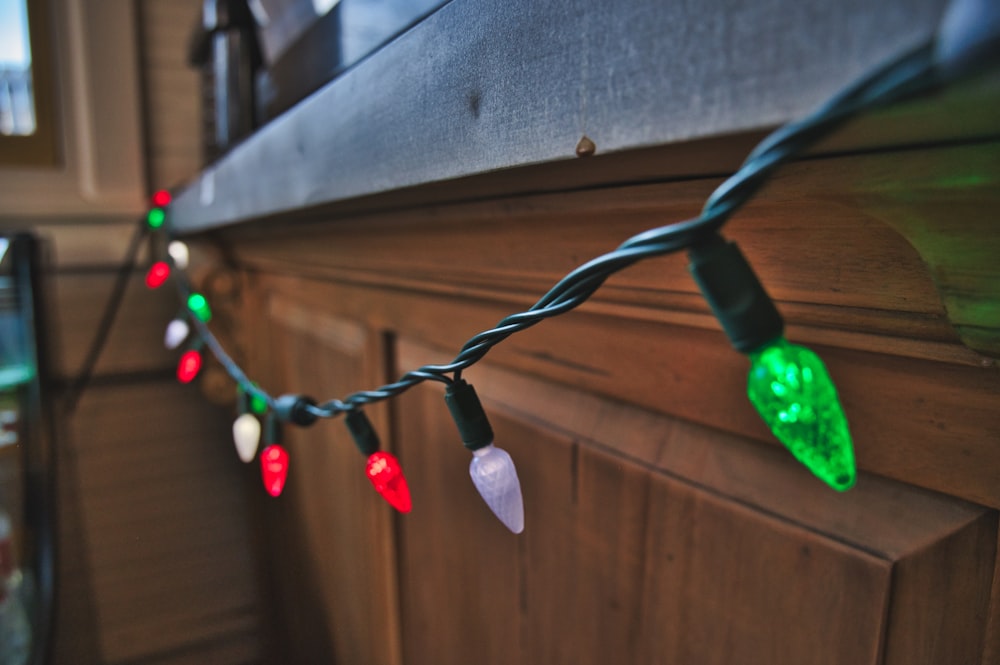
151 190 171 207
365 451 412 513
145 261 170 289
176 350 202 383
261 444 289 497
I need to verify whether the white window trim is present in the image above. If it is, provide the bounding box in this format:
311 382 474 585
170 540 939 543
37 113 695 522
0 0 146 218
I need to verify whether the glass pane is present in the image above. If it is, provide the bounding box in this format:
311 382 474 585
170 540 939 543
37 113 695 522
0 0 36 137
0 235 51 665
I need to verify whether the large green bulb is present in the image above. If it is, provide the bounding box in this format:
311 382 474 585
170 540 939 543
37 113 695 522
747 338 856 491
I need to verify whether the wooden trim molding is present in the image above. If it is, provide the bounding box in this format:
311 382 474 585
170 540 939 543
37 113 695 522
214 140 1000 362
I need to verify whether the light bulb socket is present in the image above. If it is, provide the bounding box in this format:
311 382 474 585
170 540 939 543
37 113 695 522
273 394 318 427
687 235 784 354
345 409 380 457
238 390 250 415
936 0 1000 80
444 380 494 451
265 412 283 445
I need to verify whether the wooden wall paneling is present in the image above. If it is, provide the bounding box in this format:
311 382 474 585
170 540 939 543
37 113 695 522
26 219 149 269
483 314 1000 510
137 0 203 190
392 364 523 665
393 337 995 665
462 345 992 560
246 303 338 664
882 510 997 665
0 218 270 665
0 3 247 664
48 424 104 665
984 531 1000 665
251 294 403 665
844 141 1000 357
22 217 268 665
121 631 264 665
50 271 179 380
254 272 1000 510
225 136 999 662
229 272 304 663
251 461 337 665
68 380 263 664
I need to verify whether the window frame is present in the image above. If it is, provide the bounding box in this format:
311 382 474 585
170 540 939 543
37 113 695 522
0 0 58 167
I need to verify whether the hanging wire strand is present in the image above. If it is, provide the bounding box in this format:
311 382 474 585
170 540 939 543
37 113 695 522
171 38 941 421
174 279 276 411
65 222 150 413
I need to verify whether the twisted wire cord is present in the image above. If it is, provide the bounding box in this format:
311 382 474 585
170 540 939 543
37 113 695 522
178 38 940 422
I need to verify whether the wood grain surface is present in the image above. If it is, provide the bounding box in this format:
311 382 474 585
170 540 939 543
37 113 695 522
211 116 1000 664
249 301 404 665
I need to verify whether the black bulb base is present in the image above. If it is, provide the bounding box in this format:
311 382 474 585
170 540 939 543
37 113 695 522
687 235 784 354
444 380 494 451
346 409 380 457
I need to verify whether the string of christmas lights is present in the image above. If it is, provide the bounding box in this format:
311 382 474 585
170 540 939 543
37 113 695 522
128 0 997 532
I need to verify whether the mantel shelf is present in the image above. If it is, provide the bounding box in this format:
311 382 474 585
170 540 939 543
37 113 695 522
171 0 1000 359
169 0 984 233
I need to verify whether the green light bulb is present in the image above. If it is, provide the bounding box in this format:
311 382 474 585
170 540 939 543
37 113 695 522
248 383 268 415
147 208 166 229
187 292 212 322
747 338 856 491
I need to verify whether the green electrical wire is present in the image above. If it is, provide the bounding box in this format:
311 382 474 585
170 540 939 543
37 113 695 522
175 37 943 422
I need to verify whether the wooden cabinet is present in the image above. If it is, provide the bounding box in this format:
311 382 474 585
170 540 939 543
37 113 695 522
247 301 401 665
218 139 1000 664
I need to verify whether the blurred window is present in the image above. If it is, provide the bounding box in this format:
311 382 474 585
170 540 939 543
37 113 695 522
0 0 57 166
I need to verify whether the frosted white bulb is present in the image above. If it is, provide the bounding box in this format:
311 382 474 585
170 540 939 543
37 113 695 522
164 318 190 350
469 443 524 533
167 241 190 269
233 413 261 463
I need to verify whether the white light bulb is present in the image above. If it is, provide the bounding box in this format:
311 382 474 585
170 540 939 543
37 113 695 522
164 318 190 349
168 241 190 269
233 413 261 463
469 443 524 533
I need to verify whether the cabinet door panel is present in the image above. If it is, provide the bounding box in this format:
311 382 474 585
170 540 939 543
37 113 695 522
394 338 995 665
256 297 402 665
393 380 524 665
